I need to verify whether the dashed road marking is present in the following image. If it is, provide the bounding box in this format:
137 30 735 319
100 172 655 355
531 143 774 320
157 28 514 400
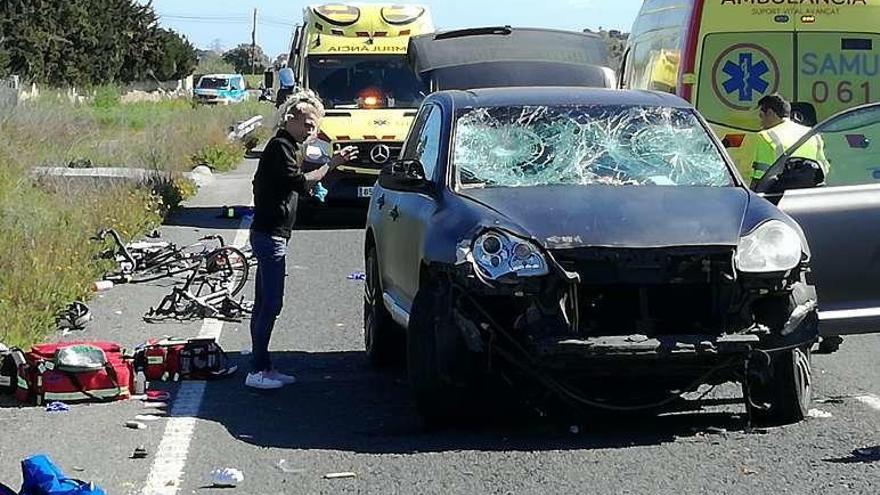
141 216 250 495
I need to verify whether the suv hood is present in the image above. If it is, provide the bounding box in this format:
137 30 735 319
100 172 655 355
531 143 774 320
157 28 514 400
461 185 750 249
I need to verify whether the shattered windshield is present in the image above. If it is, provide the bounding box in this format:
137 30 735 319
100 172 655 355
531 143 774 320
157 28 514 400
453 105 733 188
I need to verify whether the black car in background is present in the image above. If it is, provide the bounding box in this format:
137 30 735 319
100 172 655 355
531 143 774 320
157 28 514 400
364 87 829 426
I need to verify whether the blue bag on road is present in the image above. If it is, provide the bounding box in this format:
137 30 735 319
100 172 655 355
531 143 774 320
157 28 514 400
18 455 105 495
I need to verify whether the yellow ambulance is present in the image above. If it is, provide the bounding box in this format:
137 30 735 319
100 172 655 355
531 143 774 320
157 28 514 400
621 0 880 177
286 3 434 205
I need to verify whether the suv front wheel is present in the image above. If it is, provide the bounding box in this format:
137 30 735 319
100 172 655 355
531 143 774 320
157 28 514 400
747 346 812 425
407 277 484 426
364 247 397 367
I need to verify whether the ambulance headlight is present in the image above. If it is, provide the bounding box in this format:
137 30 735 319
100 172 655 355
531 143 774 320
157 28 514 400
735 221 803 273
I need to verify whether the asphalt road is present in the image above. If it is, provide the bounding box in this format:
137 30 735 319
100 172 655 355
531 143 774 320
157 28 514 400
2 156 879 494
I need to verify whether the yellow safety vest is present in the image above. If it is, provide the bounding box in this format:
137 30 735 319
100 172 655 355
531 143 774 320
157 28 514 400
750 119 826 183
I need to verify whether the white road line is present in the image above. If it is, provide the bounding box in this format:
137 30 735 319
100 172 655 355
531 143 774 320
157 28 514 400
141 216 251 495
856 394 880 412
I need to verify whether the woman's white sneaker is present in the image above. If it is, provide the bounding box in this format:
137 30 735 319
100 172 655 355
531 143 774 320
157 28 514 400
265 370 296 385
245 372 283 390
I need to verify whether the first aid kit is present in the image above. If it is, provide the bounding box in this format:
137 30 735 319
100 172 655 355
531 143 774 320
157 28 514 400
15 341 133 405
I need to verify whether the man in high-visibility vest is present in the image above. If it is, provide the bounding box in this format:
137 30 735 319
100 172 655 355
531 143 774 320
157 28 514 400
750 94 827 186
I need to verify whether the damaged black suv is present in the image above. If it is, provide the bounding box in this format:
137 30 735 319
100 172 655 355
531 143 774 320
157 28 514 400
364 88 820 425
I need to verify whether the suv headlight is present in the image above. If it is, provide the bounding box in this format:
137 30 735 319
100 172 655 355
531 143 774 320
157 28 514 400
735 220 803 273
472 230 549 280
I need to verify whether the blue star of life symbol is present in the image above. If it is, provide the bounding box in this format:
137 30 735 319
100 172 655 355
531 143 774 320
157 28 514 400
722 52 770 102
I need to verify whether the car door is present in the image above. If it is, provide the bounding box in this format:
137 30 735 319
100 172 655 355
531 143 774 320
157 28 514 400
373 104 432 312
394 104 444 309
756 103 880 336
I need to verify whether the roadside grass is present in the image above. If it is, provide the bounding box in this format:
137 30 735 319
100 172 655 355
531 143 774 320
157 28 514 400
0 92 274 347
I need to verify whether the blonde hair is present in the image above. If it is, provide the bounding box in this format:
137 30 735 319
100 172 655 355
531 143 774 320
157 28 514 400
276 88 325 128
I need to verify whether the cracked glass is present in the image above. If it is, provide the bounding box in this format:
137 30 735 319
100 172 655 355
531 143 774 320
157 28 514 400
453 105 733 188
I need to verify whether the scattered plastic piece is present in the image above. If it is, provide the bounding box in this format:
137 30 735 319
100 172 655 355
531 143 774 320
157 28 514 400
142 402 168 409
324 472 357 480
347 271 366 281
94 280 114 292
125 421 147 430
276 460 305 474
131 446 148 459
211 467 244 487
134 414 164 422
807 408 833 419
45 401 70 413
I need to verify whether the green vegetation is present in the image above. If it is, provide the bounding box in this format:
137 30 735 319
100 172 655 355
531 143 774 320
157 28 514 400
0 93 275 347
0 1 197 85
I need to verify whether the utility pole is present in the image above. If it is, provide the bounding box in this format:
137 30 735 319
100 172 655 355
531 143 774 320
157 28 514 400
251 8 258 75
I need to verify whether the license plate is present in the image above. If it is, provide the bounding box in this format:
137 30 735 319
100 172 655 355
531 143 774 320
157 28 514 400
358 187 373 198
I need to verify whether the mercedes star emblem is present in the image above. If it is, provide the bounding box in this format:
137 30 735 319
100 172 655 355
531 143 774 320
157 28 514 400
370 144 391 164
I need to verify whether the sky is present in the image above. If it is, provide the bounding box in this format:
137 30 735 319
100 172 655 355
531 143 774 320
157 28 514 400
142 0 643 58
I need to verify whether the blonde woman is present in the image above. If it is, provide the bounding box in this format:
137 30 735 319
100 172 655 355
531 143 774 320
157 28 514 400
246 90 358 389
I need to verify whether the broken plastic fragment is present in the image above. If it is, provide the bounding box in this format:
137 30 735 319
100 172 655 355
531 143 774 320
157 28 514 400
453 105 731 188
807 408 833 419
211 467 244 487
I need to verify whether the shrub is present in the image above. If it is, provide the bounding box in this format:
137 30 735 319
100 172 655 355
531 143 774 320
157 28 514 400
191 141 246 172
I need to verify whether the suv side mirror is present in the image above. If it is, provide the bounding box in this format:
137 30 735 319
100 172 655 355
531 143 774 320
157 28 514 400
379 159 429 191
763 157 825 193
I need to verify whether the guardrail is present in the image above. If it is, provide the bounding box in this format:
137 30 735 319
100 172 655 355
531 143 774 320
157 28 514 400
228 115 263 141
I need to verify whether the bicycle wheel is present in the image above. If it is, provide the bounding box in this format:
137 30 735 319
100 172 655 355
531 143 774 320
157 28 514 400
130 255 202 283
203 246 250 296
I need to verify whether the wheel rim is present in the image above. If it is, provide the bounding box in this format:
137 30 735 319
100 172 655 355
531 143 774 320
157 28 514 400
793 348 812 411
364 253 379 353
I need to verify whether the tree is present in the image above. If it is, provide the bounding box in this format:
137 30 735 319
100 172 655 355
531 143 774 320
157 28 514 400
152 29 198 81
222 44 270 74
196 51 235 75
0 0 197 86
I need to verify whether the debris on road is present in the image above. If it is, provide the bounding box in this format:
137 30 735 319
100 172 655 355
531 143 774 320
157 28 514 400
142 401 168 409
125 421 147 430
815 397 845 404
347 271 366 281
94 280 114 292
324 472 357 480
134 414 164 421
569 425 581 435
211 467 244 487
276 459 305 474
853 446 880 461
740 466 759 476
45 401 70 413
131 446 149 459
807 408 833 419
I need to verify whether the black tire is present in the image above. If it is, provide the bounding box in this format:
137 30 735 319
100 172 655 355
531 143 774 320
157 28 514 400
747 346 812 425
204 246 250 297
407 277 483 427
816 336 843 354
363 247 398 367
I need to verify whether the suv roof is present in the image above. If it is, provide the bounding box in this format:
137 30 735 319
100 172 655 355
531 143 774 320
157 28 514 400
438 87 692 109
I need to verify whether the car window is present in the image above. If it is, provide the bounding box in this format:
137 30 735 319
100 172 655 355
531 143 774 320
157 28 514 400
783 105 880 187
401 105 433 160
414 106 442 181
453 104 733 188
